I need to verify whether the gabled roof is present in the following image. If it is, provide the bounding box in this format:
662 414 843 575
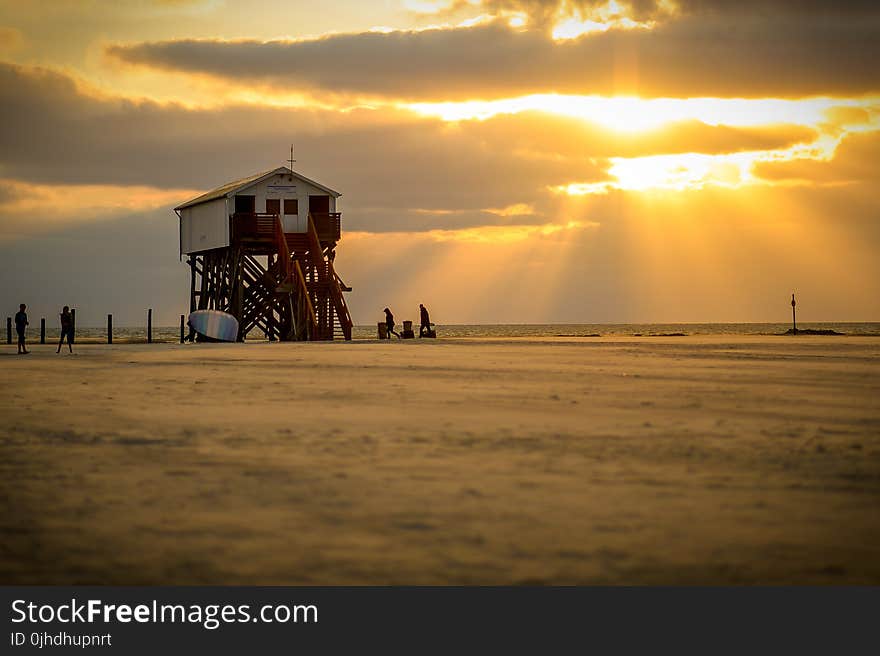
175 166 341 211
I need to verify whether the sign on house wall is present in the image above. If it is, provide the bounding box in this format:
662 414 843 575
266 184 296 197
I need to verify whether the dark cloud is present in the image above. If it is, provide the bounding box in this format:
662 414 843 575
106 8 880 100
0 64 604 229
2 62 821 235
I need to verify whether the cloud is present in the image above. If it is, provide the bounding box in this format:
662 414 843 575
3 62 828 237
0 178 197 240
0 63 604 226
452 112 817 158
451 0 880 23
1 61 877 325
105 8 880 100
752 130 880 185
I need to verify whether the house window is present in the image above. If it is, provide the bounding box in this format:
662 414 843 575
284 199 298 215
265 198 280 215
234 195 255 213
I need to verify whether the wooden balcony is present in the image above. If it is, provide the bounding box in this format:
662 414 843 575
311 212 341 243
232 212 342 253
231 212 278 254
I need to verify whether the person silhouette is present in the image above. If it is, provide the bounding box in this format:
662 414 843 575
57 306 73 353
383 307 400 339
419 303 432 337
14 303 29 354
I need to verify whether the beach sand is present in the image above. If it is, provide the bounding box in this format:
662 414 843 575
1 336 878 584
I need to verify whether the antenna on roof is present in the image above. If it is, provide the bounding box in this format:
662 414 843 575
287 144 296 171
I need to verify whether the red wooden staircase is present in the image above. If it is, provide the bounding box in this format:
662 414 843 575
225 211 353 341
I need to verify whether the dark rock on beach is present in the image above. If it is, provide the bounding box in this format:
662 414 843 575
782 329 844 335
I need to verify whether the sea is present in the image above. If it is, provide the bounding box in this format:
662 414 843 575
29 322 880 343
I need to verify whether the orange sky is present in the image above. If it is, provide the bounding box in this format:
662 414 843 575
1 0 878 325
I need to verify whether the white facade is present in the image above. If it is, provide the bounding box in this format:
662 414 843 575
177 168 340 255
179 197 229 255
245 172 337 234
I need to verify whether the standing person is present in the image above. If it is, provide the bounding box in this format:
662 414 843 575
57 306 73 354
419 303 432 338
14 303 29 354
383 307 400 339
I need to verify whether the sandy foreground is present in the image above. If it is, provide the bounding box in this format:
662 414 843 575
1 336 878 584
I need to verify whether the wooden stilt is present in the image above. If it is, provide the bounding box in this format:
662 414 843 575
189 255 197 313
108 314 113 344
40 318 46 344
6 317 10 345
147 308 153 343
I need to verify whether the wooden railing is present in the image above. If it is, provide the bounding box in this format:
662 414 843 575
329 261 353 337
310 212 341 242
273 215 292 286
233 212 278 240
291 259 318 340
237 211 340 243
307 215 353 340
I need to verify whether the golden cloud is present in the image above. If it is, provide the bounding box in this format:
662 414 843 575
105 10 880 101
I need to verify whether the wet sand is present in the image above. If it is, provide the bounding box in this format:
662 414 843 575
1 336 879 584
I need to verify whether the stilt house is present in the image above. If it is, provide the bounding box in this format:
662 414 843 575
175 167 353 341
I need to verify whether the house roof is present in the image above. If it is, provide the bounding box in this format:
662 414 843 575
175 166 341 211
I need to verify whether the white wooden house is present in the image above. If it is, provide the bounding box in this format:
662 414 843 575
175 166 341 255
174 167 350 341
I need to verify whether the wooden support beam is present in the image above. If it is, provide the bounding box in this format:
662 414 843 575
147 308 152 344
199 253 209 310
40 318 46 344
108 314 113 344
188 255 197 313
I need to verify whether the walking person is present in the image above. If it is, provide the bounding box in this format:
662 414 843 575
57 306 74 354
14 303 29 354
383 307 400 339
419 303 432 338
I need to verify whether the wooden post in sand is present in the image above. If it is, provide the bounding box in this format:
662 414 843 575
147 308 153 344
791 293 797 335
180 315 185 344
40 318 46 344
107 314 113 344
6 317 10 344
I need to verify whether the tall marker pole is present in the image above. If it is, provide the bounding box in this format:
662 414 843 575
791 293 797 334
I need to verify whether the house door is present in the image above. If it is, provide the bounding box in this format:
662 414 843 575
308 195 330 215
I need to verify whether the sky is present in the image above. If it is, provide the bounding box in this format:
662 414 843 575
1 0 878 327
